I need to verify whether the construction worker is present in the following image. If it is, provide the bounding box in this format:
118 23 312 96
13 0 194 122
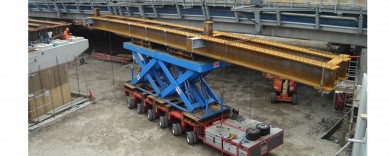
63 28 70 40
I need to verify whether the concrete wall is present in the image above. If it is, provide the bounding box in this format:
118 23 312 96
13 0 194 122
28 63 71 121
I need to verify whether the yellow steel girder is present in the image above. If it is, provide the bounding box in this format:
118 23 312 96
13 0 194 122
88 15 350 92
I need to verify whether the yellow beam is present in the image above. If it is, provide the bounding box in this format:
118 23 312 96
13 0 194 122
89 16 350 92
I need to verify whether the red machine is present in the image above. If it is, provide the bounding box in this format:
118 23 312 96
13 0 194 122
124 82 284 156
263 73 298 105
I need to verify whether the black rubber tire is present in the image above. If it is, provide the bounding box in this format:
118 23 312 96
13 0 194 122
256 124 271 136
159 116 168 128
232 108 239 115
246 127 261 141
270 92 277 103
147 109 156 121
292 94 298 105
127 97 135 109
137 103 145 114
255 123 262 130
172 123 182 136
186 131 198 145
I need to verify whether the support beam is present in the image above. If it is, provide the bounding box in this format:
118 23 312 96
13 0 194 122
89 15 350 91
126 6 132 16
254 11 262 33
54 3 61 17
315 10 320 29
205 5 210 20
107 6 112 14
139 6 145 18
152 5 158 17
62 3 68 12
76 4 81 12
113 6 117 15
46 3 51 11
35 4 41 11
28 11 367 46
201 4 211 20
358 13 363 34
90 3 94 11
234 12 239 22
176 5 182 19
201 5 207 20
118 6 123 15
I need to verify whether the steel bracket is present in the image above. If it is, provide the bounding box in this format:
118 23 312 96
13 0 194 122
83 18 94 27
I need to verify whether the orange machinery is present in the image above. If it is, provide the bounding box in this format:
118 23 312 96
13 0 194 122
263 73 298 105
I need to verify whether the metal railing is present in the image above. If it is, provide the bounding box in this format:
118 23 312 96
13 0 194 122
28 0 367 8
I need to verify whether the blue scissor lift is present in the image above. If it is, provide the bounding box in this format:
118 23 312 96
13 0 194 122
124 42 229 119
123 42 284 155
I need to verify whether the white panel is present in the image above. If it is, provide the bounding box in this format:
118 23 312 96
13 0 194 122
28 37 89 73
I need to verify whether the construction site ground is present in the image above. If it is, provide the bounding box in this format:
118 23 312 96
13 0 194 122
29 34 342 156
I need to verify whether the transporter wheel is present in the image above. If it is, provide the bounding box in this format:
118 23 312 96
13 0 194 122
256 124 271 136
147 109 156 121
270 92 277 103
292 94 298 105
127 97 135 109
186 131 198 145
159 116 168 128
172 123 182 136
137 103 145 114
246 127 261 141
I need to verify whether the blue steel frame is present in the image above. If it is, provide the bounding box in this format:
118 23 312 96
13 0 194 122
124 42 229 118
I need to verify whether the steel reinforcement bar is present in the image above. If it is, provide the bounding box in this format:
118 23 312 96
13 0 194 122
87 14 350 92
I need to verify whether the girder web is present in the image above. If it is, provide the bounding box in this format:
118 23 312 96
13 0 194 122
90 16 351 92
131 50 219 113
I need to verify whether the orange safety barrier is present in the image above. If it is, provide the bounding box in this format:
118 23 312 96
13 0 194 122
92 51 129 64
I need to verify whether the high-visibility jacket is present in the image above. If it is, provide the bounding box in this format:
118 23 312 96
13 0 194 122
63 30 70 40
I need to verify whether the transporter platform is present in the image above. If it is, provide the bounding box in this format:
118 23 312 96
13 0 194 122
123 42 284 155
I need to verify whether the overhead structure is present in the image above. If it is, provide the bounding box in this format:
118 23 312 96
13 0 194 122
85 14 350 92
28 0 367 46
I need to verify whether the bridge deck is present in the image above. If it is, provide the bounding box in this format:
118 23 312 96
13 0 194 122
28 0 367 46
